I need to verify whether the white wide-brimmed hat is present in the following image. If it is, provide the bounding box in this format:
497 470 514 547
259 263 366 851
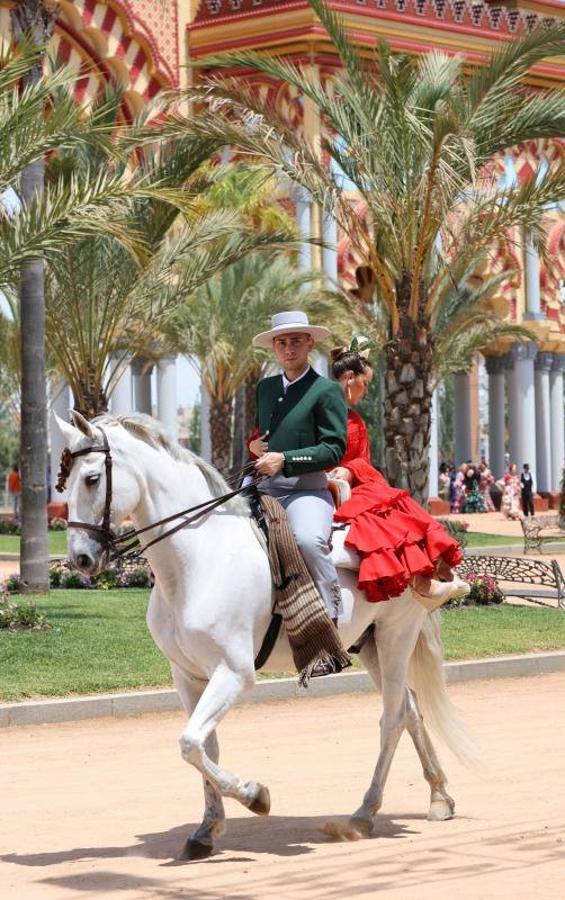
252 310 330 349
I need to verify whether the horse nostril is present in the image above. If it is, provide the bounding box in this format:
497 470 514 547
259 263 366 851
76 553 92 571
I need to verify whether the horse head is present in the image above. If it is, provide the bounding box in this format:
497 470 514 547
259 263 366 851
53 411 142 576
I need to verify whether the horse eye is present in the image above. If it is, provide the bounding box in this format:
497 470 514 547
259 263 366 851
85 474 100 486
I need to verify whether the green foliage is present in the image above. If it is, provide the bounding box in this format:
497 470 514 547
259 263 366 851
190 10 565 371
0 594 50 631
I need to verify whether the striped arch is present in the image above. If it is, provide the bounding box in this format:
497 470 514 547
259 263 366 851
337 200 370 289
510 139 565 184
0 0 175 118
242 74 304 129
541 219 565 322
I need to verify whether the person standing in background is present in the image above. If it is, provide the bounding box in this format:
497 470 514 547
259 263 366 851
8 463 21 523
521 463 535 517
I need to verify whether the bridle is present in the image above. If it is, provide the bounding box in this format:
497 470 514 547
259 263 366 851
57 426 254 562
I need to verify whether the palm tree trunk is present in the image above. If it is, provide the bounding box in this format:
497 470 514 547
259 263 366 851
231 385 246 478
209 399 232 477
12 1 58 591
73 363 109 418
382 278 434 506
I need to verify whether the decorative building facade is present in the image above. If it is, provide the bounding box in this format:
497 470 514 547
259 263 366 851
2 0 564 497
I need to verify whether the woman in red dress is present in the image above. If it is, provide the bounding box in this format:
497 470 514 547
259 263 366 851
329 348 468 609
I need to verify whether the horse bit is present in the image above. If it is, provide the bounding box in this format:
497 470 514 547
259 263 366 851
56 427 254 562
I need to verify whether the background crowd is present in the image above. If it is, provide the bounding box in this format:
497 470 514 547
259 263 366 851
438 460 536 519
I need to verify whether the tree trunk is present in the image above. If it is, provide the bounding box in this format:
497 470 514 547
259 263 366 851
244 371 259 442
12 1 59 591
209 398 232 477
382 278 434 506
231 385 246 478
73 364 109 418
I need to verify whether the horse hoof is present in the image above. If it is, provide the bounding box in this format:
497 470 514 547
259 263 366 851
178 837 214 861
428 798 455 821
248 783 271 816
348 816 374 838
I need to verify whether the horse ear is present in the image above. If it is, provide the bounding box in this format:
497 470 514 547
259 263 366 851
70 410 96 440
52 411 80 445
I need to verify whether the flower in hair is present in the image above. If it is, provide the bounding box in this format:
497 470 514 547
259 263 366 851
349 335 371 359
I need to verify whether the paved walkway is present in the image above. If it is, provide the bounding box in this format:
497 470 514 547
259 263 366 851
1 673 564 899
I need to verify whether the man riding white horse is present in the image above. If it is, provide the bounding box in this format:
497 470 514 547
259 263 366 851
250 311 348 676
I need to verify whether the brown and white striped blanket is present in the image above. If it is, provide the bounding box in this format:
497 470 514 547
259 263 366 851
259 494 351 676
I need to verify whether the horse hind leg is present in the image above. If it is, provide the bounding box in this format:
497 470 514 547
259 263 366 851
347 600 427 838
405 687 455 821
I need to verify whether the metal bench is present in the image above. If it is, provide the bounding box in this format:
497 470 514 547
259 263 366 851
456 555 565 610
520 513 564 554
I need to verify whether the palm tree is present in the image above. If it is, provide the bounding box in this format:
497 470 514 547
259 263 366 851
164 253 352 475
10 0 59 590
41 149 303 417
181 1 565 502
2 20 195 588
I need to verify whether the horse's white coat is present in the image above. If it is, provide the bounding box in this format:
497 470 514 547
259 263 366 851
57 413 472 857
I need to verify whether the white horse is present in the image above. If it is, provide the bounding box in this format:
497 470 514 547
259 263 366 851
56 411 473 860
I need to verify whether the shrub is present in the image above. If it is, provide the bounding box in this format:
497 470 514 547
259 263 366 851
2 573 23 593
466 573 504 605
119 567 152 589
61 571 91 589
49 517 68 531
95 569 119 590
0 595 50 631
0 518 20 535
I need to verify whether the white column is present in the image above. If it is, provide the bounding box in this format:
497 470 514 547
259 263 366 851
485 356 506 479
322 212 338 284
508 343 537 475
157 355 178 441
428 388 439 498
49 379 70 499
131 357 153 415
524 232 543 320
200 383 212 462
534 352 553 493
295 188 312 273
108 353 132 415
550 354 565 491
453 371 472 465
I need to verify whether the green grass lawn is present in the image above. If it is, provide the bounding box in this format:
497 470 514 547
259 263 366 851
465 532 524 547
2 589 565 702
0 530 68 558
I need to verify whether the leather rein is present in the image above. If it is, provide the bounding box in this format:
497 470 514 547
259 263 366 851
58 427 254 562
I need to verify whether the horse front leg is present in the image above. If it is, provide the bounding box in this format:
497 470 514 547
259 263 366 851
177 663 270 855
173 668 227 860
404 687 454 822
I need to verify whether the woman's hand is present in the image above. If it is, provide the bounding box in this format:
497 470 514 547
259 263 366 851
249 432 269 458
254 452 285 477
329 466 353 484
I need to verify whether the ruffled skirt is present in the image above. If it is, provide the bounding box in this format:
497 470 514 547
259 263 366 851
334 474 463 603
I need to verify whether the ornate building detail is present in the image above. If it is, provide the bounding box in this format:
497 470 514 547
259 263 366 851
192 0 540 36
0 0 177 114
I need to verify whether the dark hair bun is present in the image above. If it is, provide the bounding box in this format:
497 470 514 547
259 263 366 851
330 346 349 364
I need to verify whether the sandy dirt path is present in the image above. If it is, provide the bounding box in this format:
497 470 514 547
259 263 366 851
1 673 564 900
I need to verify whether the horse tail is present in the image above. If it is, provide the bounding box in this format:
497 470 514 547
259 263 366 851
409 611 477 765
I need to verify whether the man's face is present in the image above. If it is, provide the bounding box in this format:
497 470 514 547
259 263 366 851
272 332 314 373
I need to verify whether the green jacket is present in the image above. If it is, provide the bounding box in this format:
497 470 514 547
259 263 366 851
255 368 347 476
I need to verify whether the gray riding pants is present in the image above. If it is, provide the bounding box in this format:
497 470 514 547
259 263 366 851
261 486 343 618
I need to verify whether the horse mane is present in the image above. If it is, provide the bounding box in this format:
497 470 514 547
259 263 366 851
93 413 249 515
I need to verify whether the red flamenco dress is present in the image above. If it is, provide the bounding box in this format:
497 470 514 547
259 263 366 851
333 411 462 603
